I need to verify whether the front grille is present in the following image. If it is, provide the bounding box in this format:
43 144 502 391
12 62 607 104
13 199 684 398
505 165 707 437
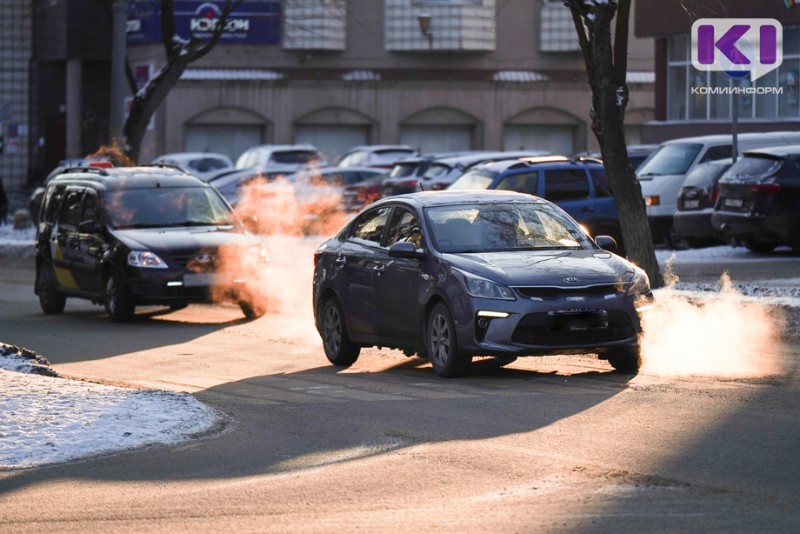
511 309 635 346
515 284 622 299
171 252 220 272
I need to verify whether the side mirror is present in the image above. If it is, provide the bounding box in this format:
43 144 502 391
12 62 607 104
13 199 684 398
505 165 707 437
595 235 618 253
242 214 259 233
389 241 425 259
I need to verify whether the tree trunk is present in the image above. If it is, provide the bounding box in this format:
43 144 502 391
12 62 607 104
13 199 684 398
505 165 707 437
565 0 664 288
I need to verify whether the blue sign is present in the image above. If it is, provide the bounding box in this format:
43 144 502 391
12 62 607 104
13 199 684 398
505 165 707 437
127 1 281 45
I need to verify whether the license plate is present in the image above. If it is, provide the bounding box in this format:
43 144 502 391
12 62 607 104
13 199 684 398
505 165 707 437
684 200 700 209
724 198 744 208
183 273 231 287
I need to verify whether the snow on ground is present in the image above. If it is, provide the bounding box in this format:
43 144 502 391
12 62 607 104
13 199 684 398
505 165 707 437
1 223 799 470
0 343 222 470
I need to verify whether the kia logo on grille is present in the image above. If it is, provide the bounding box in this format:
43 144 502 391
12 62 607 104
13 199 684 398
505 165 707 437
564 277 580 283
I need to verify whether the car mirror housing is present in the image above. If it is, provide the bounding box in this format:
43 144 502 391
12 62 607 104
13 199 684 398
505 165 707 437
594 235 618 253
389 241 424 258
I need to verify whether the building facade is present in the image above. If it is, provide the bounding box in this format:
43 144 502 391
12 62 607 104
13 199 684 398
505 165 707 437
636 0 800 142
33 0 654 173
0 0 32 192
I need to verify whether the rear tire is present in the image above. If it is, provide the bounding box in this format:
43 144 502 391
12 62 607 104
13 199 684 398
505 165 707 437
105 272 135 322
606 346 641 373
427 303 471 377
319 297 360 366
37 266 66 315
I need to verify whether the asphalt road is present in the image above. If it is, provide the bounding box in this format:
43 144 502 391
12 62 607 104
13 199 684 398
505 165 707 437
1 243 799 533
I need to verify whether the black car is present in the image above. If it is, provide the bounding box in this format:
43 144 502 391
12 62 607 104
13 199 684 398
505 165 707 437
673 159 734 248
712 146 800 254
35 165 269 321
312 191 653 377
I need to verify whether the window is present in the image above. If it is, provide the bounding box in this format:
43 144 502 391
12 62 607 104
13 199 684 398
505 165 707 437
496 171 538 194
59 190 83 228
667 29 800 121
351 206 392 244
590 168 612 198
386 208 422 248
543 169 590 202
81 193 98 224
699 145 732 164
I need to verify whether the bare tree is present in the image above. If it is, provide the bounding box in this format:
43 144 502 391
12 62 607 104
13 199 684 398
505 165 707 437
563 0 663 288
121 0 242 163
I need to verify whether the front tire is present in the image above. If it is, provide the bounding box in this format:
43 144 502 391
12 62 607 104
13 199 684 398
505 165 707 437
606 346 641 373
37 266 66 314
320 297 360 366
105 272 135 322
427 303 471 377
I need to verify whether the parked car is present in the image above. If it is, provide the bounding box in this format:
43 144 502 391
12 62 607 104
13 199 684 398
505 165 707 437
574 144 658 170
448 156 626 254
208 167 290 207
235 144 327 172
151 152 234 181
637 132 800 247
290 166 388 212
712 145 800 254
34 165 269 321
313 191 652 377
419 150 552 191
380 151 484 197
336 145 416 169
673 158 735 248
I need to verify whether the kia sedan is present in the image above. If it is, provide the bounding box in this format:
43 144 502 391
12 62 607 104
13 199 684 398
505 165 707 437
312 191 653 377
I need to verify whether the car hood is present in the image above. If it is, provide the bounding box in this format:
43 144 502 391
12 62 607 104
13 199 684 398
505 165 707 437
444 249 635 286
112 226 259 253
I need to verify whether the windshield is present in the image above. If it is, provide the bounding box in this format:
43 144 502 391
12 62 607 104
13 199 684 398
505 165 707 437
637 143 703 176
448 168 497 190
105 187 236 229
426 202 592 253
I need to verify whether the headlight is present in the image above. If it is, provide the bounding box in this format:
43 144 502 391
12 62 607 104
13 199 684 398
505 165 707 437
626 268 651 297
244 244 269 265
455 269 516 301
127 251 168 269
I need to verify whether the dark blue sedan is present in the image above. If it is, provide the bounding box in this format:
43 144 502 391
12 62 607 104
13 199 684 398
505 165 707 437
312 191 653 377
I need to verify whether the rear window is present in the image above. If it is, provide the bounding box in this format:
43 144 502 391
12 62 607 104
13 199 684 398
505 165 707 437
684 161 732 187
721 155 782 184
637 143 703 176
448 168 497 190
390 162 420 178
270 151 319 165
495 171 538 194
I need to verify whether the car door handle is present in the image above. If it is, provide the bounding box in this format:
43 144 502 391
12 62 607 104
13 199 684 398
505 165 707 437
334 256 346 265
373 264 386 272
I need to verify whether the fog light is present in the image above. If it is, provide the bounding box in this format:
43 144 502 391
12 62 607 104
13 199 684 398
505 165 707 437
477 318 489 328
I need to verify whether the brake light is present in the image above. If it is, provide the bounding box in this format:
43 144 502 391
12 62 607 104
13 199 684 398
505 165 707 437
645 195 660 207
750 183 781 194
89 161 113 168
708 185 719 205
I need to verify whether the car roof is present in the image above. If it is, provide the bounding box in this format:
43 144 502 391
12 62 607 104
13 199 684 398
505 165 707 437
659 132 800 145
49 166 210 190
343 145 415 152
430 150 551 167
153 152 232 161
470 155 602 174
372 189 545 209
742 143 800 158
244 144 320 153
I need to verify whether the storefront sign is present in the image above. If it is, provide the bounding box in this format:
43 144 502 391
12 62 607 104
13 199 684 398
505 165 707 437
127 1 281 45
